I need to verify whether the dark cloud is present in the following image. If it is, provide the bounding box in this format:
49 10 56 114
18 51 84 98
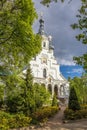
33 0 87 65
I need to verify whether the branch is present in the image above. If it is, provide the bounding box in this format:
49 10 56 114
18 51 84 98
0 30 15 44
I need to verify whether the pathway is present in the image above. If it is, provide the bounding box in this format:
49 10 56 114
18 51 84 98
31 106 87 130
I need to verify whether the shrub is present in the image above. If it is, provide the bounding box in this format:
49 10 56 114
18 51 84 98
81 104 87 109
0 111 11 130
64 108 87 120
9 113 32 128
64 108 75 120
31 106 59 123
0 111 32 129
68 87 81 111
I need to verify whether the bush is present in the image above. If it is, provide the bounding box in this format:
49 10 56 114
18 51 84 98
0 111 11 130
64 108 75 120
68 87 81 111
64 108 87 120
0 111 32 129
81 104 87 109
9 113 32 128
31 106 59 123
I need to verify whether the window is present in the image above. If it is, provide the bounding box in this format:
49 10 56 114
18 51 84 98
43 42 46 47
60 85 64 96
43 68 46 78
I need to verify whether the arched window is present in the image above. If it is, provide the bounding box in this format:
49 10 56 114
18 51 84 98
60 85 64 96
43 68 46 78
43 42 46 47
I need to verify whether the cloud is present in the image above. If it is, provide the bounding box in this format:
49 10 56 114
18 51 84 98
67 68 84 74
33 0 87 65
72 68 84 74
57 58 75 66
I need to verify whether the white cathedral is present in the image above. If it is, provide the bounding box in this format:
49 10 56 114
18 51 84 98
30 17 69 104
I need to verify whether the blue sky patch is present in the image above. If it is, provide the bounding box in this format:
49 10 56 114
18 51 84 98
60 65 84 79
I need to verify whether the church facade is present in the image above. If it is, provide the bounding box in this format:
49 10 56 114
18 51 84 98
30 17 69 103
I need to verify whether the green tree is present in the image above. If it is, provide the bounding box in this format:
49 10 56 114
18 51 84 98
0 0 42 113
69 76 87 105
71 0 87 72
68 86 81 111
0 0 41 74
3 74 25 113
23 66 36 115
2 66 34 114
0 83 5 108
33 83 51 108
52 94 58 106
81 74 87 104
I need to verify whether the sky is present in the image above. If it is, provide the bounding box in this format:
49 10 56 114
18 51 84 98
33 0 86 78
60 65 84 79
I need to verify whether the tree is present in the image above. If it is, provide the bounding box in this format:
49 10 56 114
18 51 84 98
0 0 41 112
23 65 36 115
4 66 51 115
81 74 87 104
0 83 5 108
52 94 58 106
40 0 64 6
2 65 35 114
3 73 25 113
68 86 81 111
0 0 41 74
71 0 87 72
33 83 51 108
69 76 87 105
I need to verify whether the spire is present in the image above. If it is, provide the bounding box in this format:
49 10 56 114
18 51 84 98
38 12 45 35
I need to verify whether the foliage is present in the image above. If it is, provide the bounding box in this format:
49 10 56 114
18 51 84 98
23 66 36 115
52 94 58 106
68 86 81 111
81 104 87 110
69 76 87 105
0 83 5 106
22 69 50 115
71 0 87 71
40 0 64 6
0 111 32 130
9 113 32 128
64 108 87 120
0 66 51 116
0 0 41 74
31 106 59 123
3 66 35 115
33 83 51 109
1 74 25 113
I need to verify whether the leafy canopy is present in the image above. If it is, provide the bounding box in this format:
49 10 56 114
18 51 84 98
40 0 64 6
69 75 87 105
0 0 41 74
71 0 87 72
